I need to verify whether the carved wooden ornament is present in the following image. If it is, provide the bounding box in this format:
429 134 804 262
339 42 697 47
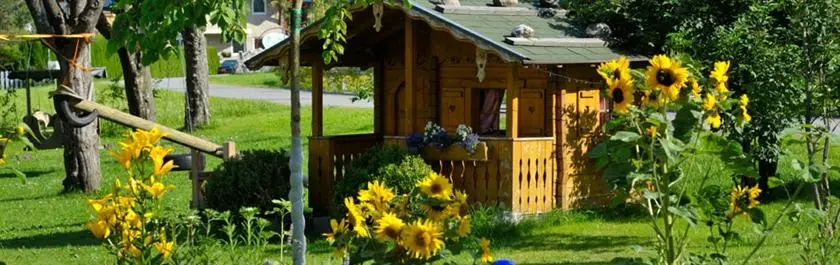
476 49 487 82
373 2 384 32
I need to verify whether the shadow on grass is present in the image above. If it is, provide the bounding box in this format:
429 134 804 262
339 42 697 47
520 258 645 265
0 230 98 249
0 170 54 179
499 232 646 253
0 193 60 203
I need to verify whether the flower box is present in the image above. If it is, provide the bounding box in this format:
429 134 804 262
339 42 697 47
423 142 488 161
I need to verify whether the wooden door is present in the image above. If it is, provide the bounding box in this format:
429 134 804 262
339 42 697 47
557 87 606 208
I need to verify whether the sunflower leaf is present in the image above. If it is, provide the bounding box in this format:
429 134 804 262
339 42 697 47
611 131 641 143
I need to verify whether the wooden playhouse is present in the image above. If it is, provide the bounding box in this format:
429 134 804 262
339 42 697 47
245 0 644 215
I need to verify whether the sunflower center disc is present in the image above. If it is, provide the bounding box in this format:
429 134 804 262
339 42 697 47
430 184 441 194
613 69 622 80
612 88 625 103
657 69 675 86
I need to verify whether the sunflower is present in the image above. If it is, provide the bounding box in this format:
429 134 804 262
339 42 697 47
703 93 716 111
417 173 453 200
375 212 405 241
399 219 444 260
358 180 396 212
345 198 370 238
455 215 471 239
642 90 664 108
421 203 453 221
323 218 348 242
646 54 688 101
480 238 493 263
609 78 635 113
709 61 730 85
739 94 749 107
705 111 722 129
597 56 631 88
728 185 761 219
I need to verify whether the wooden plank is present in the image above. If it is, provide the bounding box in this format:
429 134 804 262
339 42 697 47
535 142 544 212
473 161 486 204
506 65 520 138
504 37 606 48
403 18 415 135
463 161 476 203
374 61 384 134
312 60 324 137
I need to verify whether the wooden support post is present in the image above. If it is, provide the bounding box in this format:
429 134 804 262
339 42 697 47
190 149 206 209
222 141 237 160
403 17 415 135
374 60 384 134
312 61 324 137
506 64 520 138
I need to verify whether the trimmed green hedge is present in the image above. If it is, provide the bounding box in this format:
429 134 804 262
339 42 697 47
91 35 220 79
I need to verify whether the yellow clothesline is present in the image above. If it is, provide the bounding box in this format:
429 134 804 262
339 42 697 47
0 33 95 41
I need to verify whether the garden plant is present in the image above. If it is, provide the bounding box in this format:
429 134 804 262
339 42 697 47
324 173 493 264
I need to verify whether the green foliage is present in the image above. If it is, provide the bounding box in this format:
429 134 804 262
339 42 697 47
206 149 292 213
163 202 292 264
91 35 221 78
108 0 247 66
332 145 432 216
317 0 409 64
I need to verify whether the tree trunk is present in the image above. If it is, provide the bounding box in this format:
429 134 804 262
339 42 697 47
181 26 211 129
117 48 156 121
289 1 307 264
58 41 101 192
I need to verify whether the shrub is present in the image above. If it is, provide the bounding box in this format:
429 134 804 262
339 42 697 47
332 145 432 215
206 149 291 213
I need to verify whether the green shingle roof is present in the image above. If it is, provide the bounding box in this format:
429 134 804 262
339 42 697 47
410 0 644 64
244 0 644 69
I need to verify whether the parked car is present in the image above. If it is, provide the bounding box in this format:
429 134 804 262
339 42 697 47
217 59 240 74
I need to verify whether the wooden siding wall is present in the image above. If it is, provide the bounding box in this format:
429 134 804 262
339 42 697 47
555 65 610 209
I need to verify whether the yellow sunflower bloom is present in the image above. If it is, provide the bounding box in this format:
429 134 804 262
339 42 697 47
375 212 405 241
456 215 471 239
646 54 688 101
417 173 453 200
323 218 348 242
480 238 493 263
345 197 370 238
597 56 631 88
703 93 717 111
705 111 722 129
728 185 761 218
454 190 468 206
399 219 444 260
421 203 453 221
149 146 176 177
710 61 730 85
358 180 396 212
739 94 749 107
642 91 664 108
610 78 635 113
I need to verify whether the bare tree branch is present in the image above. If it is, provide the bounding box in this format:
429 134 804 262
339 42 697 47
96 11 112 39
24 0 55 34
76 0 103 32
42 0 69 34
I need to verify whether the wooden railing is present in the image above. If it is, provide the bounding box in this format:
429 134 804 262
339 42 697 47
308 134 381 215
386 136 558 214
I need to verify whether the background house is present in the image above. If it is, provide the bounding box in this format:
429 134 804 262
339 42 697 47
206 0 315 61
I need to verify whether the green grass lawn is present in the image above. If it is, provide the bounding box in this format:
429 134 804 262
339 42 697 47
0 83 838 264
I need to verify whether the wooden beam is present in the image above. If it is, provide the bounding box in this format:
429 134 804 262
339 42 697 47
72 98 224 157
403 18 415 135
374 60 384 134
506 64 520 138
312 60 324 137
